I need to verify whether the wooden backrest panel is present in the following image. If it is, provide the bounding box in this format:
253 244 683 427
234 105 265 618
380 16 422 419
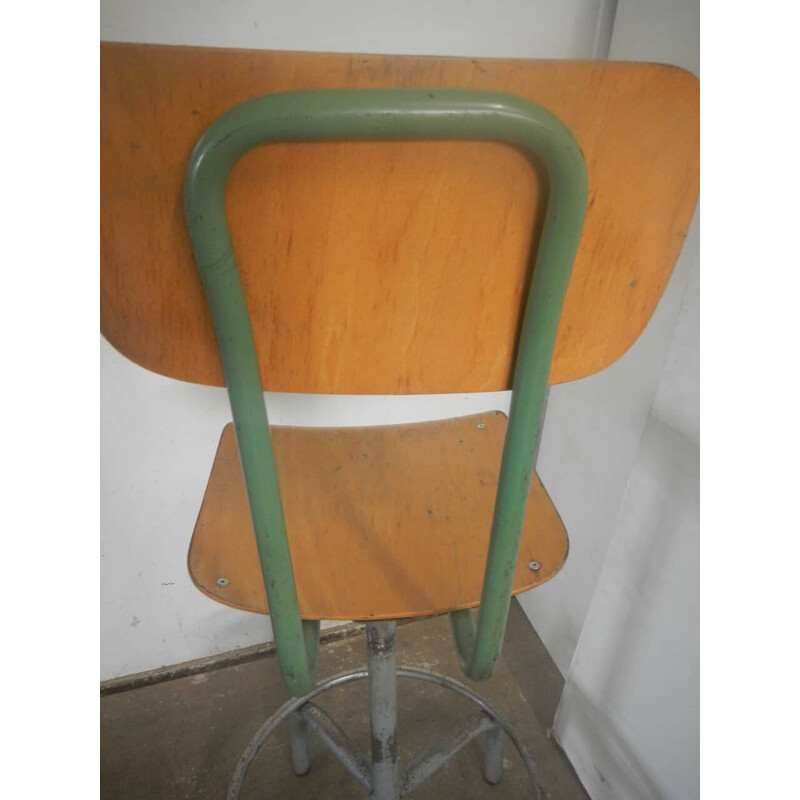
100 43 699 392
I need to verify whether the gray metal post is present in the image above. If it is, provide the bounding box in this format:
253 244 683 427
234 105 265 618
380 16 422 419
367 621 399 799
483 722 504 784
288 710 310 776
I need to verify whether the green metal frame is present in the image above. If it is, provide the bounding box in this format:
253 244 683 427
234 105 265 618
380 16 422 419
184 89 587 696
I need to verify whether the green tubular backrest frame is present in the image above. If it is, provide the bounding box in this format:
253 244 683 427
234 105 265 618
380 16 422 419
184 89 588 697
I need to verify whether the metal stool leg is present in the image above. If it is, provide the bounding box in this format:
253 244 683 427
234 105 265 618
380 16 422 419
367 621 399 799
227 627 542 799
288 710 311 776
483 722 504 784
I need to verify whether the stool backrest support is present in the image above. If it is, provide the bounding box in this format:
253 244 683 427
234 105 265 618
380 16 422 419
182 88 587 694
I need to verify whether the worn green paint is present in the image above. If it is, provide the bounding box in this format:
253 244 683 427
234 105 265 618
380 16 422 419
184 89 587 695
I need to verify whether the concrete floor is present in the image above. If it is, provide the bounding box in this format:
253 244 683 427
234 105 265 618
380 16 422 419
101 601 589 799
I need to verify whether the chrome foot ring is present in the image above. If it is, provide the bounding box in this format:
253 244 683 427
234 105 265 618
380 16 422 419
227 666 542 799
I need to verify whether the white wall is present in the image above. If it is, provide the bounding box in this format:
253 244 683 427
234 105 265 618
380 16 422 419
101 0 606 58
553 1 699 797
100 0 690 694
554 227 699 800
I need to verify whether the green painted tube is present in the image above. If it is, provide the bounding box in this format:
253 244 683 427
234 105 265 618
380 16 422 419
448 98 587 678
184 89 587 694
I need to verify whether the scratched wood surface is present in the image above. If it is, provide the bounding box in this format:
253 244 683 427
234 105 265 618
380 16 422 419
100 42 699 393
189 412 567 619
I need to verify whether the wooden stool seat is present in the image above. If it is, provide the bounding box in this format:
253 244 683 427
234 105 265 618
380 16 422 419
189 411 567 620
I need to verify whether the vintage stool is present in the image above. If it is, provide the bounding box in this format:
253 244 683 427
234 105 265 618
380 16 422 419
100 44 699 799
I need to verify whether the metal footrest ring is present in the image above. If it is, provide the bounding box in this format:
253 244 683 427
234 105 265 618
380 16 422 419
227 666 542 799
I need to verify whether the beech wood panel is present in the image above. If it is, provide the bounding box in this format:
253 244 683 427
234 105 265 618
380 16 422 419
189 412 567 619
101 42 699 393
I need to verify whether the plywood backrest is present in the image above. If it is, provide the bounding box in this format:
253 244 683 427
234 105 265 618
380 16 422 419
100 43 699 393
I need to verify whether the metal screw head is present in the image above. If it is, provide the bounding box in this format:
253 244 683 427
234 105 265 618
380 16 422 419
476 423 486 429
527 561 541 572
216 576 229 588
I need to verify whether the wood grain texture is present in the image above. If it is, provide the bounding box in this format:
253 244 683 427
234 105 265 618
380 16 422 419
189 412 567 619
101 42 699 393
